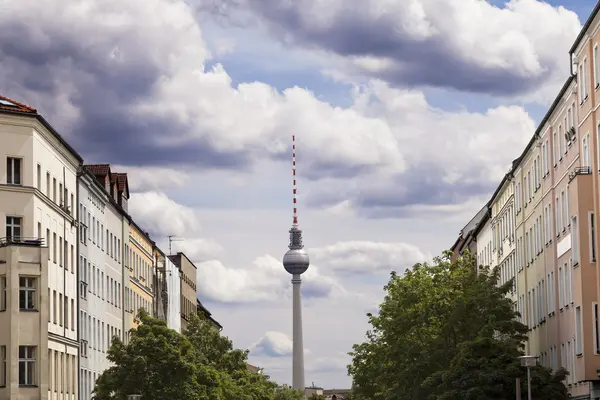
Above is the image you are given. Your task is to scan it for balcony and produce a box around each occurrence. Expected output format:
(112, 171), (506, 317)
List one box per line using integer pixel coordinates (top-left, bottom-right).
(568, 166), (592, 182)
(0, 237), (45, 248)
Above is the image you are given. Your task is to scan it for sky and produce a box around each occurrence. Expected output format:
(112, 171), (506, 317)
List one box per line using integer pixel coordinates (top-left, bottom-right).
(0, 0), (595, 389)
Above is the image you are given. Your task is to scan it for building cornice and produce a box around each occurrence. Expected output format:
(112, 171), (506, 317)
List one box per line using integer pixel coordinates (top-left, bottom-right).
(0, 184), (75, 224)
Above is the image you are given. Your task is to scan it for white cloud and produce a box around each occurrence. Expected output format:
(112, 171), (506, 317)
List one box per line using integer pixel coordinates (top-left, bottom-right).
(213, 0), (581, 103)
(195, 255), (343, 304)
(129, 191), (201, 237)
(113, 165), (192, 192)
(250, 331), (312, 357)
(0, 0), (543, 216)
(312, 240), (429, 275)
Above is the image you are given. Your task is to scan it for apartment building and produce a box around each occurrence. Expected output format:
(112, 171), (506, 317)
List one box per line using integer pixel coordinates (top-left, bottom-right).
(0, 96), (81, 399)
(475, 209), (495, 269)
(168, 252), (197, 331)
(164, 255), (181, 332)
(77, 165), (126, 400)
(153, 247), (168, 322)
(491, 170), (518, 306)
(126, 222), (154, 331)
(449, 205), (487, 262)
(453, 9), (600, 394)
(571, 4), (600, 397)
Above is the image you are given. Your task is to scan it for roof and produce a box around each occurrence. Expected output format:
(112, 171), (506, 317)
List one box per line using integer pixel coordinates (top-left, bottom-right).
(170, 252), (198, 270)
(112, 172), (130, 198)
(0, 94), (37, 114)
(85, 164), (111, 177)
(471, 204), (491, 239)
(197, 298), (222, 330)
(570, 1), (600, 54)
(0, 94), (84, 163)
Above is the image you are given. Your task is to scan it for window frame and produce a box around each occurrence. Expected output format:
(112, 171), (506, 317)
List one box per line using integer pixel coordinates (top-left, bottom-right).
(6, 157), (22, 185)
(18, 346), (36, 387)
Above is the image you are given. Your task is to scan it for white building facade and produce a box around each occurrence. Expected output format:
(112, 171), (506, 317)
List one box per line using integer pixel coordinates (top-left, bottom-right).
(0, 100), (81, 400)
(476, 215), (496, 269)
(78, 169), (124, 400)
(165, 257), (181, 333)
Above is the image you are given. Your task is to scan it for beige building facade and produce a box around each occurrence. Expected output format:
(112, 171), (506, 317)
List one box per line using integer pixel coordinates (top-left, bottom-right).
(0, 96), (82, 399)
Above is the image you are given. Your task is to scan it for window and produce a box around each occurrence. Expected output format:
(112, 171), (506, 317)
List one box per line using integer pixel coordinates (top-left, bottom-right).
(573, 216), (579, 265)
(558, 266), (564, 307)
(559, 125), (564, 157)
(52, 233), (57, 263)
(0, 276), (5, 311)
(0, 345), (5, 387)
(595, 45), (599, 87)
(6, 157), (22, 185)
(553, 130), (558, 165)
(591, 212), (597, 262)
(52, 178), (57, 202)
(19, 277), (36, 311)
(18, 346), (35, 386)
(36, 164), (41, 189)
(585, 57), (590, 99)
(6, 216), (21, 240)
(576, 306), (583, 355)
(594, 303), (600, 354)
(64, 296), (69, 329)
(583, 134), (590, 167)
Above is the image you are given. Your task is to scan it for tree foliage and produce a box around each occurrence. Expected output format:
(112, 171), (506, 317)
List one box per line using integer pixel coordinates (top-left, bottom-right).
(274, 385), (306, 400)
(93, 309), (297, 400)
(348, 252), (570, 400)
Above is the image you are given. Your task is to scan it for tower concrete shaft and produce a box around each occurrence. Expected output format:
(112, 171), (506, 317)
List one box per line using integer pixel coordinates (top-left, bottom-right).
(292, 274), (305, 392)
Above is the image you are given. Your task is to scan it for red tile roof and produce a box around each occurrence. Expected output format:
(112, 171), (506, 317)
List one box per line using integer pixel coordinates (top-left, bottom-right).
(112, 172), (128, 192)
(84, 164), (111, 176)
(0, 94), (37, 114)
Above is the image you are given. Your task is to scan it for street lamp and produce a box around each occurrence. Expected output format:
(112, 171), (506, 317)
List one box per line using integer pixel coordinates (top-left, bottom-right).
(519, 355), (537, 400)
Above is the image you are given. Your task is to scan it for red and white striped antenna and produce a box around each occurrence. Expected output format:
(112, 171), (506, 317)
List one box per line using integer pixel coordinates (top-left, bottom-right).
(292, 135), (298, 227)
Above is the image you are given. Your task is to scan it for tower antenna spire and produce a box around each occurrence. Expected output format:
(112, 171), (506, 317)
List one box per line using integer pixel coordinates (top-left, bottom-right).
(292, 134), (298, 227)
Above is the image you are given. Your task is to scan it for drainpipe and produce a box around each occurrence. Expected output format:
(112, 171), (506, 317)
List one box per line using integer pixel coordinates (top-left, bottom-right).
(63, 166), (67, 340)
(75, 167), (83, 400)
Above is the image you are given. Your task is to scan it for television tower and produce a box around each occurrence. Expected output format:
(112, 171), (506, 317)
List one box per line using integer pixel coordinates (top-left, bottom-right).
(282, 135), (309, 392)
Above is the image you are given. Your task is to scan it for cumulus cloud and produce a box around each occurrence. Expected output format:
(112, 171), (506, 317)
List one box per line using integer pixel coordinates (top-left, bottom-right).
(308, 354), (351, 373)
(113, 165), (192, 192)
(195, 255), (343, 303)
(0, 0), (545, 215)
(250, 331), (294, 357)
(202, 0), (581, 101)
(129, 191), (201, 237)
(312, 241), (429, 275)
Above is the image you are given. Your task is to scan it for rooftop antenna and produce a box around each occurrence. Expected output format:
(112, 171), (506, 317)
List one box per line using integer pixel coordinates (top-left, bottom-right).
(167, 235), (183, 256)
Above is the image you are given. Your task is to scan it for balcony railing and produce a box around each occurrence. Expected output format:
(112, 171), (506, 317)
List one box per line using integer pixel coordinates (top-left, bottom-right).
(0, 237), (45, 248)
(569, 166), (592, 182)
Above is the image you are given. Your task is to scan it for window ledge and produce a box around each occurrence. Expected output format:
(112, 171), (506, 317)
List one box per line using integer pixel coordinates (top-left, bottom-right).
(19, 309), (38, 312)
(19, 385), (38, 388)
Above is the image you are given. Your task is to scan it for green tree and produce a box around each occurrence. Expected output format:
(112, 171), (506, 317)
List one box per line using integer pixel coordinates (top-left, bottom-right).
(183, 312), (276, 400)
(274, 385), (305, 400)
(93, 309), (222, 400)
(348, 252), (569, 400)
(307, 394), (325, 400)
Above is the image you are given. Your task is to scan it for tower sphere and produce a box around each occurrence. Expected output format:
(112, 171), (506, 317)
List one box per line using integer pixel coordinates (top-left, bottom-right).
(283, 248), (310, 275)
